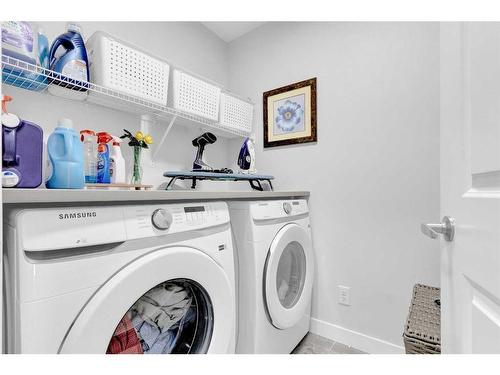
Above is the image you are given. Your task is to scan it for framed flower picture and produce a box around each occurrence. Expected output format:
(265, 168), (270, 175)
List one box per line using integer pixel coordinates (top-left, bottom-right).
(263, 78), (317, 148)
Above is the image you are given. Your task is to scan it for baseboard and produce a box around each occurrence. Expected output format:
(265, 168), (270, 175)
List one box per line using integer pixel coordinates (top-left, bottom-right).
(310, 318), (405, 354)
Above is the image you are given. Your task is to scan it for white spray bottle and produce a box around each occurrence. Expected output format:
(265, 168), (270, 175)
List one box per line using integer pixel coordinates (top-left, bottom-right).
(109, 136), (126, 184)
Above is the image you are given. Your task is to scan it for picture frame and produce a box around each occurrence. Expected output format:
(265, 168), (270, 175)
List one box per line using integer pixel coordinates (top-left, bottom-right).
(263, 77), (317, 148)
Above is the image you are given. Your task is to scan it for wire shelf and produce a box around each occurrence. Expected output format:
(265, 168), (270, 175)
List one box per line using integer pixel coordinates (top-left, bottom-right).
(1, 54), (251, 138)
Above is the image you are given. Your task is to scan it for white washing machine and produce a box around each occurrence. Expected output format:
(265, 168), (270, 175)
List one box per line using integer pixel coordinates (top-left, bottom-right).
(3, 201), (235, 354)
(229, 199), (314, 354)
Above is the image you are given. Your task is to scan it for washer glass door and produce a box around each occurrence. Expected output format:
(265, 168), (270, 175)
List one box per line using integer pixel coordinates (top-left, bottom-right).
(59, 246), (234, 354)
(275, 242), (307, 309)
(264, 223), (314, 330)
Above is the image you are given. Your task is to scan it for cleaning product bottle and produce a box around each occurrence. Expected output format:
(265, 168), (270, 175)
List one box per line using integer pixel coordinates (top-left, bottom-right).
(96, 132), (112, 184)
(80, 129), (98, 183)
(109, 136), (126, 184)
(2, 95), (43, 188)
(46, 118), (85, 189)
(48, 22), (89, 100)
(1, 22), (49, 91)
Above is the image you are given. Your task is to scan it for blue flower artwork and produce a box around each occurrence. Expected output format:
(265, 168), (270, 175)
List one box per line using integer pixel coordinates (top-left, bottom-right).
(273, 94), (305, 134)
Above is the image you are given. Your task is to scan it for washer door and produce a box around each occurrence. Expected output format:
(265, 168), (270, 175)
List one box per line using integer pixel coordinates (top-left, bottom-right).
(264, 223), (314, 330)
(59, 247), (234, 354)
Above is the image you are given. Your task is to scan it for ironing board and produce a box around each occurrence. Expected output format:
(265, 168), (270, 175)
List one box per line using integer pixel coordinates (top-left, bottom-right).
(163, 171), (275, 191)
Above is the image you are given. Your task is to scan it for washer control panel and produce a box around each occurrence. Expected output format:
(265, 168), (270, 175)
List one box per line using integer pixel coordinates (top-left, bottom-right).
(14, 202), (230, 252)
(125, 201), (229, 240)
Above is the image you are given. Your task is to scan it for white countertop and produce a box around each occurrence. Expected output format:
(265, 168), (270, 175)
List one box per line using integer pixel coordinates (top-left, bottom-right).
(2, 189), (310, 205)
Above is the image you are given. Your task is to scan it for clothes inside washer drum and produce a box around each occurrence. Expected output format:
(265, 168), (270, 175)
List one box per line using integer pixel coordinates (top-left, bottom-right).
(106, 281), (196, 354)
(132, 282), (192, 333)
(132, 305), (196, 354)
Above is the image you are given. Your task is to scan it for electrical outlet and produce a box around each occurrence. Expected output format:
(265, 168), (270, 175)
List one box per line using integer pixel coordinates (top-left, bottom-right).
(338, 285), (351, 306)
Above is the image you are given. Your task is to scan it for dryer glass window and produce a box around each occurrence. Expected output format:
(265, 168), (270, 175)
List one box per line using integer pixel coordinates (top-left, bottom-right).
(276, 241), (306, 309)
(106, 279), (213, 354)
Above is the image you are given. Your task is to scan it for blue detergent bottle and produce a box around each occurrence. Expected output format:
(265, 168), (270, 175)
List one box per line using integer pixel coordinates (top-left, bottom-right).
(46, 118), (85, 189)
(48, 23), (89, 100)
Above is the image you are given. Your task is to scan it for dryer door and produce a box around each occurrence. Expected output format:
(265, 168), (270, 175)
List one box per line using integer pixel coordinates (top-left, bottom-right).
(264, 223), (314, 329)
(59, 247), (234, 354)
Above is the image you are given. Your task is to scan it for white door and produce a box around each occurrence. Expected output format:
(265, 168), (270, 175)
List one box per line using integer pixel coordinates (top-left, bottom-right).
(60, 247), (234, 354)
(0, 98), (2, 354)
(264, 223), (314, 329)
(438, 22), (500, 353)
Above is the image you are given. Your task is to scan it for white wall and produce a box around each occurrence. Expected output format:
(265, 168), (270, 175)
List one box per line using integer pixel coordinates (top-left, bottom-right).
(3, 22), (232, 189)
(227, 22), (440, 352)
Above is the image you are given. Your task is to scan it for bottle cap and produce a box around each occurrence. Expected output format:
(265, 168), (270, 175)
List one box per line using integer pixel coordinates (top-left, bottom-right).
(80, 129), (96, 142)
(112, 135), (122, 147)
(58, 118), (73, 129)
(1, 95), (20, 128)
(67, 22), (82, 34)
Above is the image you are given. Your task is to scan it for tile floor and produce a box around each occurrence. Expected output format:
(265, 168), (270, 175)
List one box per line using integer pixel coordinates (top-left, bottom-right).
(292, 333), (366, 354)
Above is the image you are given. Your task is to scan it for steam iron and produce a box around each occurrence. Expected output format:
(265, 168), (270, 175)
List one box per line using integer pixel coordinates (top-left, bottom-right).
(238, 135), (256, 174)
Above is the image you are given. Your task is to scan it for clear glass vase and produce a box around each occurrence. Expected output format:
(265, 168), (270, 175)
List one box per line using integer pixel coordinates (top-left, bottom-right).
(131, 145), (143, 185)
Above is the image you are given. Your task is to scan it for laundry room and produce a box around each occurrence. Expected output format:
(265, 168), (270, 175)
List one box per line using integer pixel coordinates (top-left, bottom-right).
(2, 1), (500, 373)
(0, 19), (439, 355)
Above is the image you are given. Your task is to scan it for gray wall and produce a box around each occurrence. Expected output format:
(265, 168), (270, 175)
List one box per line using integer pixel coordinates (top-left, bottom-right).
(227, 22), (440, 352)
(3, 22), (232, 188)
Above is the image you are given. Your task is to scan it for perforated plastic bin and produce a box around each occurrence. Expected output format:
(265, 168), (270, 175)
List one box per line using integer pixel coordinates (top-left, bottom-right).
(403, 284), (441, 354)
(172, 69), (221, 121)
(86, 31), (170, 105)
(219, 92), (253, 135)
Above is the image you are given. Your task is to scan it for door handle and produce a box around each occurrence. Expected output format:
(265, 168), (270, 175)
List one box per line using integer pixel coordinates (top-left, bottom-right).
(421, 216), (455, 241)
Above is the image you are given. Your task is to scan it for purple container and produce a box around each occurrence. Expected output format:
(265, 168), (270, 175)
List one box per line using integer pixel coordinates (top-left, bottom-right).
(2, 119), (43, 188)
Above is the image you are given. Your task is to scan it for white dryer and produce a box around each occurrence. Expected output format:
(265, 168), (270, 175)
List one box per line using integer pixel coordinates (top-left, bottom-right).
(3, 201), (235, 354)
(229, 199), (314, 354)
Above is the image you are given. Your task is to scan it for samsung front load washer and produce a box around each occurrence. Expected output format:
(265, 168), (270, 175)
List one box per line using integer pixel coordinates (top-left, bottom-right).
(228, 199), (314, 354)
(3, 201), (235, 354)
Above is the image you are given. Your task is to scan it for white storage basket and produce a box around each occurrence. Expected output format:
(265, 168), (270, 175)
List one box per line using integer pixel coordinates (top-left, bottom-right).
(86, 31), (170, 105)
(172, 69), (221, 121)
(219, 92), (253, 135)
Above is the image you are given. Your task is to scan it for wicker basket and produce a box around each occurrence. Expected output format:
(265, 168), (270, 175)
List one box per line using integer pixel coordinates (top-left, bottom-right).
(403, 284), (441, 354)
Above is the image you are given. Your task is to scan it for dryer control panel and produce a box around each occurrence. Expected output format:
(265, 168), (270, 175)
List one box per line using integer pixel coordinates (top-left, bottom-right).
(251, 199), (309, 221)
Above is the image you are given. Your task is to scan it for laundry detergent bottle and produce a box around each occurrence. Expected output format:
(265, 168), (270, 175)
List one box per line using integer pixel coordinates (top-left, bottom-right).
(2, 95), (43, 188)
(46, 118), (85, 189)
(48, 23), (89, 100)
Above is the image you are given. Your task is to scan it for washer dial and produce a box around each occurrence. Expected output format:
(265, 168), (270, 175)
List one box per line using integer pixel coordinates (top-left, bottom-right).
(151, 208), (172, 230)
